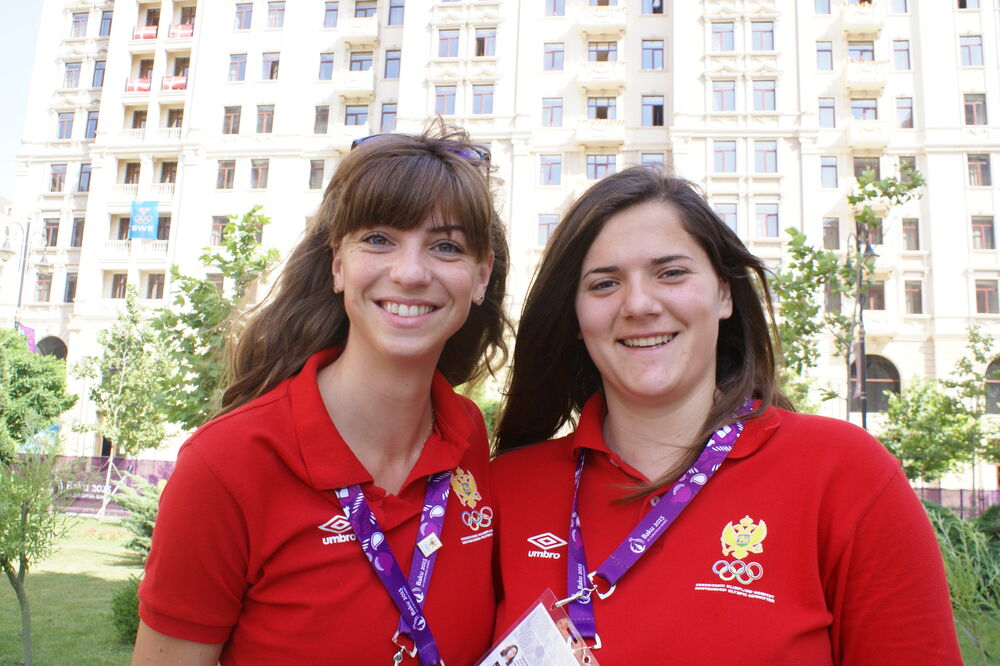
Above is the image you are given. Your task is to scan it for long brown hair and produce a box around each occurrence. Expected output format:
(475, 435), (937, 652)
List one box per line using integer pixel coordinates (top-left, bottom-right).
(220, 125), (510, 415)
(495, 166), (789, 488)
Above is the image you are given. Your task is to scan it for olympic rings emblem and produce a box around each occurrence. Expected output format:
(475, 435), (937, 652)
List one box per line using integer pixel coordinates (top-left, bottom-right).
(712, 559), (763, 585)
(462, 506), (494, 531)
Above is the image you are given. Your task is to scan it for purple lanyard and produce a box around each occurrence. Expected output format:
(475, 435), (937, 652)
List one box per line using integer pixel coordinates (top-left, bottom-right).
(559, 401), (752, 643)
(336, 470), (452, 665)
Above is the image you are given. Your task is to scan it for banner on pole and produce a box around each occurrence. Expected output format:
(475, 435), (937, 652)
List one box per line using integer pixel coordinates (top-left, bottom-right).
(129, 201), (159, 239)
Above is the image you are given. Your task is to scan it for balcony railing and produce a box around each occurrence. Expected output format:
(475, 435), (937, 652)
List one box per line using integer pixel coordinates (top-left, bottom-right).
(842, 0), (885, 37)
(575, 117), (626, 146)
(151, 183), (175, 198)
(846, 119), (891, 149)
(111, 183), (139, 198)
(339, 16), (378, 44)
(168, 23), (194, 38)
(133, 25), (158, 39)
(136, 239), (168, 256)
(118, 128), (146, 142)
(104, 240), (131, 256)
(335, 69), (375, 97)
(843, 59), (888, 92)
(576, 60), (627, 91)
(574, 3), (627, 36)
(162, 75), (188, 91)
(126, 77), (152, 93)
(155, 127), (182, 141)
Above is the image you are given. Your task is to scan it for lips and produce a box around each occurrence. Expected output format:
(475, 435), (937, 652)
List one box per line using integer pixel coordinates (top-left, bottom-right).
(379, 301), (437, 318)
(619, 333), (676, 348)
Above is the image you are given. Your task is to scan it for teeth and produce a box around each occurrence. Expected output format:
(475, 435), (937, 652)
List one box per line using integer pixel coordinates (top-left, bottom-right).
(382, 302), (434, 317)
(621, 334), (675, 348)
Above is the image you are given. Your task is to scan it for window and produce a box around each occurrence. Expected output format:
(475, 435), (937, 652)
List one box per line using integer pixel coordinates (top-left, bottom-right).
(217, 160), (235, 189)
(71, 12), (89, 37)
(319, 53), (334, 80)
(818, 98), (835, 127)
(754, 140), (777, 173)
(309, 160), (325, 189)
(256, 106), (274, 133)
(892, 0), (908, 12)
(355, 0), (377, 18)
(472, 85), (494, 114)
(965, 93), (987, 125)
(388, 0), (404, 25)
(211, 216), (228, 245)
(896, 97), (914, 128)
(642, 0), (663, 13)
(64, 272), (78, 303)
(586, 155), (616, 179)
(160, 161), (177, 183)
(345, 104), (369, 125)
(641, 153), (665, 165)
(866, 281), (886, 310)
(43, 219), (59, 247)
(589, 42), (617, 62)
(753, 80), (776, 111)
(64, 62), (81, 88)
(756, 203), (779, 237)
(823, 217), (840, 249)
(267, 2), (285, 28)
(35, 274), (52, 302)
(959, 0), (981, 8)
(961, 36), (984, 66)
(976, 279), (999, 313)
(825, 284), (841, 313)
(57, 113), (74, 139)
(138, 59), (154, 78)
(816, 0), (831, 13)
(146, 273), (165, 300)
(712, 23), (734, 52)
(436, 86), (456, 115)
(969, 154), (992, 186)
(350, 51), (373, 71)
(207, 273), (224, 292)
(973, 216), (996, 249)
(854, 156), (880, 179)
(540, 155), (562, 185)
(751, 22), (774, 51)
(225, 54), (245, 82)
(642, 96), (665, 126)
(848, 41), (875, 61)
(324, 2), (339, 27)
(987, 359), (1000, 414)
(251, 159), (269, 188)
(714, 141), (736, 172)
(713, 81), (735, 111)
(71, 217), (85, 246)
(180, 6), (196, 25)
(114, 217), (130, 240)
(92, 61), (106, 87)
(110, 273), (128, 299)
(439, 29), (459, 57)
(544, 43), (564, 71)
(167, 109), (184, 128)
(546, 0), (565, 16)
(235, 4), (252, 29)
(542, 98), (563, 127)
(851, 98), (877, 120)
(642, 40), (664, 70)
(381, 103), (397, 132)
(538, 214), (559, 245)
(223, 106), (241, 134)
(262, 53), (280, 79)
(384, 49), (401, 78)
(314, 106), (329, 133)
(816, 41), (833, 70)
(100, 11), (113, 36)
(50, 164), (67, 192)
(160, 215), (173, 241)
(123, 162), (140, 184)
(716, 203), (737, 231)
(893, 40), (911, 70)
(588, 97), (616, 120)
(821, 156), (838, 187)
(902, 218), (919, 250)
(860, 221), (884, 245)
(78, 164), (91, 192)
(850, 356), (901, 413)
(475, 28), (496, 57)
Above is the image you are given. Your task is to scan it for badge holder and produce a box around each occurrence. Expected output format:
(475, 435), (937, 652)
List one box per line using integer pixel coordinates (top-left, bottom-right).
(475, 589), (599, 666)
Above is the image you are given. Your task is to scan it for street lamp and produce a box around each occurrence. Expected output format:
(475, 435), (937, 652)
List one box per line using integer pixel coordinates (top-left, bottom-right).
(0, 220), (51, 326)
(854, 234), (878, 431)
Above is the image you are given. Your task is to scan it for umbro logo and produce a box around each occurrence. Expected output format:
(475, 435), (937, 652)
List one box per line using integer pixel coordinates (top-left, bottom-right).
(318, 514), (357, 544)
(527, 532), (567, 559)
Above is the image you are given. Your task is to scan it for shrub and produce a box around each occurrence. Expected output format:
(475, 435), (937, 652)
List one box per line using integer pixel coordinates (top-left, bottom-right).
(110, 575), (142, 643)
(114, 472), (163, 562)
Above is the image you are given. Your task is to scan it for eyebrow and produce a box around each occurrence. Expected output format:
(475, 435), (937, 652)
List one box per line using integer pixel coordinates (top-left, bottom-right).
(427, 223), (466, 235)
(581, 254), (692, 278)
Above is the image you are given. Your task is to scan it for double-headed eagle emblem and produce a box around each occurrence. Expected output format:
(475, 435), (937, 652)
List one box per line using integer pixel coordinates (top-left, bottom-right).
(720, 515), (767, 560)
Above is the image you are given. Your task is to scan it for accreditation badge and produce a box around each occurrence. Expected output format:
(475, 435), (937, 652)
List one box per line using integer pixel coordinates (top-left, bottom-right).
(476, 590), (598, 666)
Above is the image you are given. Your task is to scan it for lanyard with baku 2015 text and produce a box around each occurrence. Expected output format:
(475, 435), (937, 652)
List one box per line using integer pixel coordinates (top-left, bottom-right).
(555, 400), (753, 647)
(335, 469), (452, 665)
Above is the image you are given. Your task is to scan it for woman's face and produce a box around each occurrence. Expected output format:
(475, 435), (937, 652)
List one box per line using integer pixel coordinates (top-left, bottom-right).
(575, 201), (732, 410)
(332, 216), (492, 366)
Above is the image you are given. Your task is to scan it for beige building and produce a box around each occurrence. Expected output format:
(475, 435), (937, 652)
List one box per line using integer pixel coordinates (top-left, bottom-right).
(3, 0), (999, 489)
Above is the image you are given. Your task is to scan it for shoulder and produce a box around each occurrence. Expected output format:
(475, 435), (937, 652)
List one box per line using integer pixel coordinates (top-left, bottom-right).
(767, 408), (896, 461)
(491, 436), (575, 482)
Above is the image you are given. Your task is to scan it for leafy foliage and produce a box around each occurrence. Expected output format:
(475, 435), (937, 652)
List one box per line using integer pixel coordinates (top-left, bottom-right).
(110, 575), (142, 643)
(152, 206), (279, 430)
(113, 472), (163, 561)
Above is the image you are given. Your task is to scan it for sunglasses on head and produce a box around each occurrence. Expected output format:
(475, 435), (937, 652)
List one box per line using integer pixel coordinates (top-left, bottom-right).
(350, 133), (490, 163)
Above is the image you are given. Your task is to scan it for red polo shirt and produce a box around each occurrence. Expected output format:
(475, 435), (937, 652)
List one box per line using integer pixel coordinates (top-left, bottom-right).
(140, 348), (496, 664)
(492, 395), (961, 665)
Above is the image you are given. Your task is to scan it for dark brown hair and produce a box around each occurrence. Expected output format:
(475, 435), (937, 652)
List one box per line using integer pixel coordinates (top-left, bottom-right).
(495, 166), (789, 487)
(220, 125), (510, 414)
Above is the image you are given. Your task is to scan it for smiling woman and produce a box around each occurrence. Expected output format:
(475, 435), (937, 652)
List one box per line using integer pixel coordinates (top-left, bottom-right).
(132, 126), (510, 665)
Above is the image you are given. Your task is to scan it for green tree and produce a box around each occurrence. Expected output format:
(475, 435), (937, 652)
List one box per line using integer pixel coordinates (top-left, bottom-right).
(152, 206), (279, 430)
(75, 288), (173, 515)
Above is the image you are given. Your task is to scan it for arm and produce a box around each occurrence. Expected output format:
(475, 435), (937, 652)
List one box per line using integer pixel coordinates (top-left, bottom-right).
(132, 621), (224, 666)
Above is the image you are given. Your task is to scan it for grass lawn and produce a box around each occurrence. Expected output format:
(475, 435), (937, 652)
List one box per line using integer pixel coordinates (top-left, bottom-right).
(0, 515), (142, 666)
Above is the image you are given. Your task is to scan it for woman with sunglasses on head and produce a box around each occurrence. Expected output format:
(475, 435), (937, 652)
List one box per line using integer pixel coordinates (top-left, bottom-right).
(491, 167), (961, 664)
(133, 127), (509, 665)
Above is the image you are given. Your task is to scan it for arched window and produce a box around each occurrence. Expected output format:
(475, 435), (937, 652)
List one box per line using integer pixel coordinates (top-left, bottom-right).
(987, 359), (1000, 415)
(36, 336), (68, 360)
(850, 354), (901, 413)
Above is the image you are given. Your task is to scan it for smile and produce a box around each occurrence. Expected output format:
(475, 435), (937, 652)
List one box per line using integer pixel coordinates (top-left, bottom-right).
(379, 301), (437, 318)
(619, 334), (676, 348)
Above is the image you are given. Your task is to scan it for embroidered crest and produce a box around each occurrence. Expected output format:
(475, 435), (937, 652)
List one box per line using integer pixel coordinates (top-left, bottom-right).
(720, 515), (767, 560)
(451, 466), (482, 508)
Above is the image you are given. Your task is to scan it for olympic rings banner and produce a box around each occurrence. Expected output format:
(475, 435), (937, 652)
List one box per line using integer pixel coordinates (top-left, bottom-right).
(130, 201), (159, 239)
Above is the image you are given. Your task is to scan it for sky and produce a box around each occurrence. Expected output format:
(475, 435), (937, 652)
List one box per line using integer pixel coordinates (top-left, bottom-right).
(0, 3), (44, 201)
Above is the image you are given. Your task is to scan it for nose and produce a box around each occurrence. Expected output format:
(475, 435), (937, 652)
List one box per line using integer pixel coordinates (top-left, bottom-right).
(621, 277), (662, 318)
(389, 241), (432, 288)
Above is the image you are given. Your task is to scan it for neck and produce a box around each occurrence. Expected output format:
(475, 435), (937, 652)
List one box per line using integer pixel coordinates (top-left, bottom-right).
(317, 344), (437, 495)
(602, 384), (716, 482)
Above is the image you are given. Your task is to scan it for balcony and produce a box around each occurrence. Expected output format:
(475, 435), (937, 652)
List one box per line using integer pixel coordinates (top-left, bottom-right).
(168, 23), (194, 39)
(154, 127), (181, 141)
(151, 183), (175, 198)
(104, 240), (131, 257)
(339, 16), (378, 46)
(846, 119), (891, 150)
(133, 25), (158, 40)
(162, 75), (188, 91)
(843, 59), (888, 93)
(117, 129), (146, 143)
(135, 239), (168, 257)
(574, 4), (627, 38)
(575, 118), (626, 146)
(842, 1), (885, 38)
(577, 60), (626, 92)
(111, 183), (139, 199)
(335, 69), (375, 98)
(125, 77), (152, 93)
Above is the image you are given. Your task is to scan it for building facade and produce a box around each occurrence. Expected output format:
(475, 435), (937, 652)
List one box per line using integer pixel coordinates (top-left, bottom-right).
(3, 0), (999, 487)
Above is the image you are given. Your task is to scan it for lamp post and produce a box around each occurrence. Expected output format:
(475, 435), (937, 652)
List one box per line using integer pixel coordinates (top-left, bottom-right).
(0, 220), (53, 328)
(854, 229), (878, 431)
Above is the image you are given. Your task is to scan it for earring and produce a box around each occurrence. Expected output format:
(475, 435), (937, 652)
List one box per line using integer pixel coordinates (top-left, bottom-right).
(333, 281), (342, 294)
(473, 295), (484, 306)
